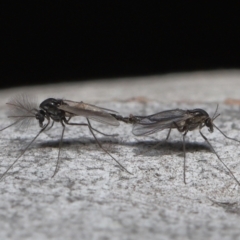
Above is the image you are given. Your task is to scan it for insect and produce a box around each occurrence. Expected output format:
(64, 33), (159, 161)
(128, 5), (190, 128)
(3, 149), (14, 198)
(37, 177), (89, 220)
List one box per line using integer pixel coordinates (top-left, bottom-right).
(114, 107), (240, 185)
(0, 95), (130, 180)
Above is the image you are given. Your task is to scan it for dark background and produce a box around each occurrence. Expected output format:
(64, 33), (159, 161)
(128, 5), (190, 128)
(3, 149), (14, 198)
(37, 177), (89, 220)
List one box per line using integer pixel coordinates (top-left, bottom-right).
(2, 2), (240, 89)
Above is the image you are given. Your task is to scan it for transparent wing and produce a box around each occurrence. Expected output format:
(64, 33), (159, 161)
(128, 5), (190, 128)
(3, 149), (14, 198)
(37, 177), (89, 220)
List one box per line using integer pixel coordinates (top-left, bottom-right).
(58, 100), (120, 126)
(64, 100), (118, 113)
(132, 109), (189, 136)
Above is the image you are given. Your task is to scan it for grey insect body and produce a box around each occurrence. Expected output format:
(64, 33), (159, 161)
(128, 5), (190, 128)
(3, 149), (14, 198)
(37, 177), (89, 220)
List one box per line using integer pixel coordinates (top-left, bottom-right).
(132, 109), (213, 136)
(117, 108), (240, 185)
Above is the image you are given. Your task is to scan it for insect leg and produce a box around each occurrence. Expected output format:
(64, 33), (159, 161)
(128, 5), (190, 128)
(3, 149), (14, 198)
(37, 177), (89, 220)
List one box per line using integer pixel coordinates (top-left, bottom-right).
(173, 122), (188, 184)
(0, 118), (51, 181)
(44, 120), (55, 132)
(63, 117), (89, 127)
(165, 127), (172, 141)
(199, 129), (240, 186)
(64, 118), (117, 137)
(52, 121), (65, 178)
(182, 134), (187, 184)
(62, 118), (131, 174)
(213, 124), (240, 143)
(86, 118), (132, 174)
(89, 127), (118, 137)
(0, 120), (22, 132)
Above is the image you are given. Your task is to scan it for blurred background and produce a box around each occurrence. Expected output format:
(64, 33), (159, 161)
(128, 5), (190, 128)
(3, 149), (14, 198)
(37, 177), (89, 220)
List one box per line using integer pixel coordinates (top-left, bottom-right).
(2, 2), (240, 89)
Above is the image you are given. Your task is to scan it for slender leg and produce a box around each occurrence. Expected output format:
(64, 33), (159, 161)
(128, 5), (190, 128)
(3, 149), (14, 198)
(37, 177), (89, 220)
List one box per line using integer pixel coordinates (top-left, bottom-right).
(182, 134), (186, 184)
(199, 129), (240, 186)
(52, 121), (65, 178)
(88, 127), (118, 137)
(0, 120), (21, 132)
(0, 118), (51, 181)
(213, 123), (240, 143)
(64, 122), (88, 127)
(86, 118), (132, 174)
(165, 127), (172, 141)
(62, 117), (131, 174)
(173, 122), (188, 184)
(64, 118), (117, 137)
(44, 120), (55, 132)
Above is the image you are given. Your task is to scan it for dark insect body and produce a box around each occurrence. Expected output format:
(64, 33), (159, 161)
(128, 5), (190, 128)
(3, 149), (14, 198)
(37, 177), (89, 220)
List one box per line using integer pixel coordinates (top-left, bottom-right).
(0, 96), (130, 180)
(114, 108), (240, 185)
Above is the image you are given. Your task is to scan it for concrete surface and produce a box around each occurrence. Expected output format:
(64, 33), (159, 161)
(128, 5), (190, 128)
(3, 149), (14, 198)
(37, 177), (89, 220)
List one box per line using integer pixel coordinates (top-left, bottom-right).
(0, 70), (240, 240)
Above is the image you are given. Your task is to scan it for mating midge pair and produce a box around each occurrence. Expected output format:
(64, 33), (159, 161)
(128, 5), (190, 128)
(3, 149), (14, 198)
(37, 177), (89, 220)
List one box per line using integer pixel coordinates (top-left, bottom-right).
(0, 96), (240, 185)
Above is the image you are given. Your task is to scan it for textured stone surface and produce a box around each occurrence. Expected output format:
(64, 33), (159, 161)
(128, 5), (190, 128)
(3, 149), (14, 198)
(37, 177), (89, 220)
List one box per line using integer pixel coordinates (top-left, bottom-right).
(1, 70), (240, 240)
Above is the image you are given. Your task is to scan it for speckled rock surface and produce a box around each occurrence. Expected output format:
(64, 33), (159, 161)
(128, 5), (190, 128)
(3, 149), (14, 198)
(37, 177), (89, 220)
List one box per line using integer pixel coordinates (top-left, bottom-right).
(1, 70), (240, 240)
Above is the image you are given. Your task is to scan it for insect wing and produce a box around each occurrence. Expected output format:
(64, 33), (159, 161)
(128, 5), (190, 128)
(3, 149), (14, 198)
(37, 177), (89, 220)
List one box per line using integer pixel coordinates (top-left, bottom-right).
(58, 100), (120, 126)
(132, 109), (188, 136)
(69, 101), (118, 114)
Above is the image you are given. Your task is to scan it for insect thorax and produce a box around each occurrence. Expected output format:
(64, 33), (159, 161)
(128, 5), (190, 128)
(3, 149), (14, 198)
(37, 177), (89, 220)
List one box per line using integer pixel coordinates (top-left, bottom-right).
(186, 109), (212, 131)
(39, 98), (66, 122)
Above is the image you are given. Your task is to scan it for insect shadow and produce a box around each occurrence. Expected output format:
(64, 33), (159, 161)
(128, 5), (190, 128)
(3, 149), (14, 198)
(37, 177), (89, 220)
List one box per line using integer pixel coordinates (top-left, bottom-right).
(0, 95), (131, 180)
(113, 107), (240, 185)
(132, 139), (210, 157)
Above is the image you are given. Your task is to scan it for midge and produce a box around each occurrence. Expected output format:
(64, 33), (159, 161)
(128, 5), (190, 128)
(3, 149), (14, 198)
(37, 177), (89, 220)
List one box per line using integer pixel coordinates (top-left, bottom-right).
(0, 95), (130, 180)
(115, 107), (240, 185)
